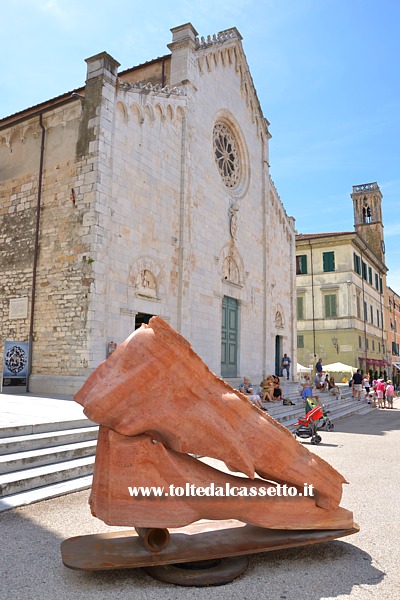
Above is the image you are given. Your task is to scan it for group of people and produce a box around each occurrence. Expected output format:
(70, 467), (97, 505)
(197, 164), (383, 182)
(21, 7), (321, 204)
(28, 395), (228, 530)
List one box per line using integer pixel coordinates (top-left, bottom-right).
(238, 355), (397, 414)
(351, 370), (395, 408)
(238, 373), (295, 409)
(312, 372), (341, 397)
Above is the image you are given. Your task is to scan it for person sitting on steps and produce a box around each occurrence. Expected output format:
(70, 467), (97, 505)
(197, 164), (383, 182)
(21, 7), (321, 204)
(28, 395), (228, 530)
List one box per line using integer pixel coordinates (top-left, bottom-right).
(239, 377), (265, 409)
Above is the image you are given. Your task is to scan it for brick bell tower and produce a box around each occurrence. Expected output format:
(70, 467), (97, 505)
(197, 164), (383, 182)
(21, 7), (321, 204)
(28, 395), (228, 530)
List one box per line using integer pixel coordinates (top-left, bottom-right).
(351, 182), (386, 262)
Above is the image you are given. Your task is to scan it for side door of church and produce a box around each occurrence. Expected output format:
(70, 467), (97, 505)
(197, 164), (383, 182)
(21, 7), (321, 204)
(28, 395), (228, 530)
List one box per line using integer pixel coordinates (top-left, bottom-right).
(221, 296), (238, 378)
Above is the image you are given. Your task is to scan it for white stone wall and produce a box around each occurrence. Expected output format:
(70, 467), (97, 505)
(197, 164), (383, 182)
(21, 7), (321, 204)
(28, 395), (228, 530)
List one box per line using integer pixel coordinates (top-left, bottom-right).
(94, 35), (297, 380)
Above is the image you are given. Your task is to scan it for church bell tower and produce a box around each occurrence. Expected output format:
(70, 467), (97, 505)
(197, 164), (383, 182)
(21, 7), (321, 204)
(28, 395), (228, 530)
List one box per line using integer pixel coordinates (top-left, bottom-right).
(351, 182), (385, 262)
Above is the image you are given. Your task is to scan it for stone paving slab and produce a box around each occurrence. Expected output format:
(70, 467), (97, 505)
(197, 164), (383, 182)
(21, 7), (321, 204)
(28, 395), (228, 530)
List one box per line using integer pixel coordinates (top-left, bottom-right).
(0, 392), (84, 430)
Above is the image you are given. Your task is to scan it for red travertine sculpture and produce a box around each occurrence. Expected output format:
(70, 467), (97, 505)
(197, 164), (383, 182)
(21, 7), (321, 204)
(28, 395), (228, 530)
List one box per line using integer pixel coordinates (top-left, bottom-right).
(75, 317), (353, 530)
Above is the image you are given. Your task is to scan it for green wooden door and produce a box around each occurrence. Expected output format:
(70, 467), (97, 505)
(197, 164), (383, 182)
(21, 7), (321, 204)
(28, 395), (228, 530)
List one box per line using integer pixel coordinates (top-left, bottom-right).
(221, 296), (238, 378)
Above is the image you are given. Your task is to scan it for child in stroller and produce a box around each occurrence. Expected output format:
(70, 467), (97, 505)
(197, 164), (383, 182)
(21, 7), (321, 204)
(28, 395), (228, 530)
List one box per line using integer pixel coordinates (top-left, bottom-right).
(293, 384), (334, 444)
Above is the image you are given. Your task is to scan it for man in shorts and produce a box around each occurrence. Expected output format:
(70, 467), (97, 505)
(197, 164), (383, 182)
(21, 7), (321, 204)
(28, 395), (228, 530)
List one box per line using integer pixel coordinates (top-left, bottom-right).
(352, 368), (363, 400)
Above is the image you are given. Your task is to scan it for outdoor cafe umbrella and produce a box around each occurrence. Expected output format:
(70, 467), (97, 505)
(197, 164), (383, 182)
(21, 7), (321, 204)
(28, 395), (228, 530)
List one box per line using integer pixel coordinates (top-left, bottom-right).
(297, 363), (312, 372)
(323, 362), (357, 374)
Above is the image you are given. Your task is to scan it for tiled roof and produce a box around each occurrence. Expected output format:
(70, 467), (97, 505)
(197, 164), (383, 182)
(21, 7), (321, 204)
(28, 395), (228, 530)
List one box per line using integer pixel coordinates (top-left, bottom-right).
(296, 231), (354, 241)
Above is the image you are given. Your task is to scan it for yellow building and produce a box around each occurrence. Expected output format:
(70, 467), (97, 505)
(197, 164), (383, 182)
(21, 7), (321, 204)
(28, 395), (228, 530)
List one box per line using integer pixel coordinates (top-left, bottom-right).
(296, 183), (391, 378)
(387, 286), (400, 385)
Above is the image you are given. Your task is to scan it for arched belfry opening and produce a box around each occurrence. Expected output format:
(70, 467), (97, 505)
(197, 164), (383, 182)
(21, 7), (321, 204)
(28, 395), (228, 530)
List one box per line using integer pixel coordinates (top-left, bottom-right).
(351, 182), (385, 261)
(362, 201), (372, 223)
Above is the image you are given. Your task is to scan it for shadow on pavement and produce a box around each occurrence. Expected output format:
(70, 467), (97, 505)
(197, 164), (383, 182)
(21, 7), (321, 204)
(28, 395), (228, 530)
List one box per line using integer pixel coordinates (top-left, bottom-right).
(0, 494), (384, 600)
(333, 406), (400, 436)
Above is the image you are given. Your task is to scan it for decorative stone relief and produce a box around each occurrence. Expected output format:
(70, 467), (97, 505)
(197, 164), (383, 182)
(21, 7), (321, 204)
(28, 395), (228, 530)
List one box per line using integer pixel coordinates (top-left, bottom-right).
(222, 255), (240, 285)
(229, 200), (239, 240)
(136, 269), (157, 299)
(220, 243), (244, 287)
(275, 309), (284, 329)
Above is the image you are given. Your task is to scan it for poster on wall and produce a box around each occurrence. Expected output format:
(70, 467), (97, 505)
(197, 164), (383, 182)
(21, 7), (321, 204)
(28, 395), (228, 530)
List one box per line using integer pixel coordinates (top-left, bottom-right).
(1, 341), (30, 393)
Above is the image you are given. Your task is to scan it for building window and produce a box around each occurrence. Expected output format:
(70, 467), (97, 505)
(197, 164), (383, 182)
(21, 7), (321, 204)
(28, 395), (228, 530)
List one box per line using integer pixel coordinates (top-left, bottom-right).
(365, 338), (369, 351)
(358, 336), (362, 349)
(368, 267), (373, 285)
(324, 294), (337, 318)
(372, 339), (375, 352)
(362, 261), (367, 280)
(392, 341), (399, 356)
(356, 295), (361, 319)
(377, 309), (380, 327)
(323, 252), (335, 272)
(297, 335), (304, 348)
(379, 277), (383, 294)
(364, 301), (368, 322)
(375, 273), (379, 291)
(213, 122), (241, 188)
(370, 305), (374, 324)
(353, 253), (361, 275)
(296, 255), (307, 275)
(297, 296), (304, 320)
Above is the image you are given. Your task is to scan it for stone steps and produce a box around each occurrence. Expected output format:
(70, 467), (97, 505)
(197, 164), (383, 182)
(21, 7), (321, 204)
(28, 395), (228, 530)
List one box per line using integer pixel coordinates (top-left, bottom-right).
(0, 439), (98, 474)
(0, 455), (95, 498)
(0, 419), (98, 512)
(264, 389), (375, 430)
(0, 425), (98, 455)
(0, 475), (93, 512)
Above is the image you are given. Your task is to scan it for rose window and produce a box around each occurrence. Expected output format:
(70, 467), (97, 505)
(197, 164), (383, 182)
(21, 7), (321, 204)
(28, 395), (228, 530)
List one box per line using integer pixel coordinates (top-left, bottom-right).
(213, 123), (241, 188)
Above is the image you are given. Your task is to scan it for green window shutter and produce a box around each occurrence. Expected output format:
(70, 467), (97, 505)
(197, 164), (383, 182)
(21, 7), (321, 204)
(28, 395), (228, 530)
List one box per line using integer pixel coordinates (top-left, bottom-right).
(324, 294), (337, 318)
(362, 262), (367, 280)
(368, 267), (373, 285)
(297, 296), (304, 320)
(323, 252), (335, 272)
(296, 255), (307, 275)
(297, 335), (304, 348)
(375, 273), (379, 290)
(353, 253), (361, 275)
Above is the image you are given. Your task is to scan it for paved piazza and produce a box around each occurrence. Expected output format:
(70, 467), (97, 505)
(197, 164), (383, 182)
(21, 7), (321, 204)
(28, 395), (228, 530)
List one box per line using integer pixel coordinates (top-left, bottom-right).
(1, 406), (399, 599)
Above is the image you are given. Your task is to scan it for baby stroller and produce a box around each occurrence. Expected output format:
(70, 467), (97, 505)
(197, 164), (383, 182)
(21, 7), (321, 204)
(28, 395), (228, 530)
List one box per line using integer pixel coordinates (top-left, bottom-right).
(317, 406), (334, 431)
(306, 398), (334, 431)
(293, 405), (323, 445)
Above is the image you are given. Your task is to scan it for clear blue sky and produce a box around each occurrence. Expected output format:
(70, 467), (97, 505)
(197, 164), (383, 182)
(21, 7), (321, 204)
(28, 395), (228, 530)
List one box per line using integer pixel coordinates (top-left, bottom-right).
(2, 0), (399, 289)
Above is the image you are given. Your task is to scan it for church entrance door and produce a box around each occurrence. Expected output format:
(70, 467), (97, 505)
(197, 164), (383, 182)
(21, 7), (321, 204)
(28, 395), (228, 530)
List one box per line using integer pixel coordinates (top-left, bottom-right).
(275, 335), (283, 376)
(221, 296), (238, 378)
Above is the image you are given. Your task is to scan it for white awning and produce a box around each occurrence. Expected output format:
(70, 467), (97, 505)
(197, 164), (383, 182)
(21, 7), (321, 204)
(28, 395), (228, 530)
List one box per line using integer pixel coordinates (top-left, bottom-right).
(392, 362), (400, 370)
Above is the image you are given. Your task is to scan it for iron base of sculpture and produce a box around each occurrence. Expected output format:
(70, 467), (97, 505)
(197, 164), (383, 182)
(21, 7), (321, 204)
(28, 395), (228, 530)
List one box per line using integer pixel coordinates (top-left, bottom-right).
(143, 556), (249, 586)
(61, 519), (359, 586)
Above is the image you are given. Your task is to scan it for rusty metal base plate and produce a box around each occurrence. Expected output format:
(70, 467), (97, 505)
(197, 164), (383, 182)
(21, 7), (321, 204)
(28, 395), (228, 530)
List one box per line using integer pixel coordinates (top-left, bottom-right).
(143, 556), (249, 586)
(61, 519), (360, 573)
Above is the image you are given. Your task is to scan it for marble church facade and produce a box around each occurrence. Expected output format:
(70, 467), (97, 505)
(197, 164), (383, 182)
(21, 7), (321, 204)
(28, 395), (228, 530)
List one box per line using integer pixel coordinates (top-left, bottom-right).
(0, 24), (296, 394)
